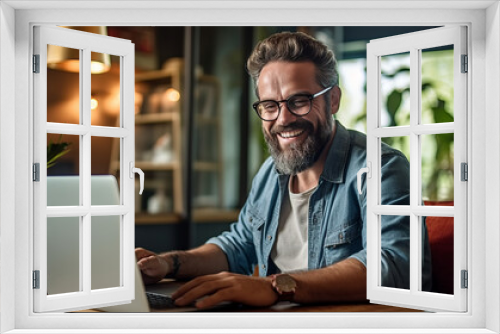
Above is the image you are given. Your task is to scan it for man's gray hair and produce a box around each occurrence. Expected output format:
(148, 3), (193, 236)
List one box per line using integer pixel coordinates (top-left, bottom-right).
(246, 31), (339, 96)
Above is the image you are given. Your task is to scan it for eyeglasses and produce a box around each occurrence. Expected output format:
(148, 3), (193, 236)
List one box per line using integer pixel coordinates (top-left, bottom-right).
(252, 86), (333, 121)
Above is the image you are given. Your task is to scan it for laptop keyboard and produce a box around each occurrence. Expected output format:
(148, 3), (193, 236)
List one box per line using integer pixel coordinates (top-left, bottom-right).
(145, 292), (177, 309)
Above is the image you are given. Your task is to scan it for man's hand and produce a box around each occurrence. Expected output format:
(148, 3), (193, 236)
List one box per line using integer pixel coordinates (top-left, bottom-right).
(171, 272), (278, 309)
(135, 247), (170, 285)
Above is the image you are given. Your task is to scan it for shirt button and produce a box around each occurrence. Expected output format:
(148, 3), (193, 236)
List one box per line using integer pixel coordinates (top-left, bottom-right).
(267, 235), (272, 241)
(261, 264), (266, 270)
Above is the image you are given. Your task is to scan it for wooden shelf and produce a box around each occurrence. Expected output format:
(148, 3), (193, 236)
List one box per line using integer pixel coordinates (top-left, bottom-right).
(134, 209), (239, 225)
(136, 70), (176, 82)
(135, 212), (183, 225)
(192, 208), (240, 223)
(113, 58), (224, 228)
(135, 112), (179, 124)
(135, 161), (180, 170)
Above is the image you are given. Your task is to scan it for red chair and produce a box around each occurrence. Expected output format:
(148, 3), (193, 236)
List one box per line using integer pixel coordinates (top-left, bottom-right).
(424, 201), (454, 295)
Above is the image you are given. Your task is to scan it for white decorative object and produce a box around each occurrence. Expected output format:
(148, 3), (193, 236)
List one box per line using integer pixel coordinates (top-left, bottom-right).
(147, 189), (172, 214)
(152, 133), (173, 163)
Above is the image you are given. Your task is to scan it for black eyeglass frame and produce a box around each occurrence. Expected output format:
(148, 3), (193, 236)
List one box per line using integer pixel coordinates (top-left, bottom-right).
(252, 86), (334, 121)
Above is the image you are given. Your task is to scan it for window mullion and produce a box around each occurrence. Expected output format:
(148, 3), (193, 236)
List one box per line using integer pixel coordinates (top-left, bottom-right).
(81, 47), (92, 294)
(409, 48), (420, 294)
(365, 43), (380, 298)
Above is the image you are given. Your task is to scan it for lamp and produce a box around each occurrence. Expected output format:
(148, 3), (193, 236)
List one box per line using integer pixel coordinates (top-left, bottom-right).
(47, 26), (111, 74)
(90, 96), (99, 110)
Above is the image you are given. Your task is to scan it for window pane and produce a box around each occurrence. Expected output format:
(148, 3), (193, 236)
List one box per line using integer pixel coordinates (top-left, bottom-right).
(421, 45), (454, 124)
(91, 136), (121, 205)
(380, 136), (410, 205)
(380, 215), (410, 290)
(47, 45), (80, 124)
(90, 53), (120, 127)
(47, 217), (80, 295)
(191, 27), (244, 219)
(47, 134), (80, 206)
(193, 169), (221, 208)
(422, 214), (454, 295)
(421, 133), (454, 202)
(380, 52), (410, 127)
(91, 215), (121, 290)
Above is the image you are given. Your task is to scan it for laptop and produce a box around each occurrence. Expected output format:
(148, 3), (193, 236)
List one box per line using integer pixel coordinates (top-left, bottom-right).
(47, 175), (198, 312)
(96, 262), (198, 312)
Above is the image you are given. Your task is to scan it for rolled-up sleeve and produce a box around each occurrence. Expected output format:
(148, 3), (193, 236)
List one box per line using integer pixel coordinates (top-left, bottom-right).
(205, 203), (257, 276)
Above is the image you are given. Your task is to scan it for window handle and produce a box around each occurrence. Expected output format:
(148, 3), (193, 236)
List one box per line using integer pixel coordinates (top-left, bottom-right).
(129, 162), (144, 195)
(357, 162), (371, 195)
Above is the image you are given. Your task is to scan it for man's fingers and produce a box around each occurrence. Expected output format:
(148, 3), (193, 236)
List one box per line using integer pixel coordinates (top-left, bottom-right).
(172, 272), (227, 300)
(194, 288), (233, 309)
(135, 247), (154, 260)
(174, 277), (232, 307)
(137, 256), (161, 277)
(138, 255), (160, 270)
(171, 276), (210, 300)
(137, 255), (150, 268)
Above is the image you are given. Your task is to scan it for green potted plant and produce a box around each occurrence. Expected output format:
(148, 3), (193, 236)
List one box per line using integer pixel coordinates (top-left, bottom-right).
(47, 135), (71, 169)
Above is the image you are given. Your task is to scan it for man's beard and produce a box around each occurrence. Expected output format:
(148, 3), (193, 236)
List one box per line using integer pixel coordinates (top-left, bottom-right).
(263, 117), (333, 175)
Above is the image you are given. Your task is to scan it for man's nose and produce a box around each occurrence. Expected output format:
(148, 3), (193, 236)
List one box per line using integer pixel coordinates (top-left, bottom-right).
(276, 102), (297, 125)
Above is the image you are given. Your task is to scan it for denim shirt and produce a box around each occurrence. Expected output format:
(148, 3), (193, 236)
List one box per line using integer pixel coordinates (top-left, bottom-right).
(207, 121), (432, 290)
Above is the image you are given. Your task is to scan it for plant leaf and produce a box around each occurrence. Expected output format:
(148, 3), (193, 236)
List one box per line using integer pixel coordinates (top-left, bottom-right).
(47, 135), (71, 169)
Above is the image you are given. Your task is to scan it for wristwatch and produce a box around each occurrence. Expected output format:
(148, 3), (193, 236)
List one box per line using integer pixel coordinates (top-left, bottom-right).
(270, 274), (297, 302)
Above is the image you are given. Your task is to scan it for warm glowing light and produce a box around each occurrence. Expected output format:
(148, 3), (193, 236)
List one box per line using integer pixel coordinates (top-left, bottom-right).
(91, 98), (99, 110)
(47, 60), (110, 74)
(165, 88), (180, 102)
(90, 61), (110, 74)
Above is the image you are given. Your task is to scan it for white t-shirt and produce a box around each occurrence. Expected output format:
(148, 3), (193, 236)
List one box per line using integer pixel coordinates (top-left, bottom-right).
(270, 178), (316, 273)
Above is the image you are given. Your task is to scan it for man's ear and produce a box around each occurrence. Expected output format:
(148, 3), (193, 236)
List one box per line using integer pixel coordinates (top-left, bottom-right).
(331, 86), (342, 115)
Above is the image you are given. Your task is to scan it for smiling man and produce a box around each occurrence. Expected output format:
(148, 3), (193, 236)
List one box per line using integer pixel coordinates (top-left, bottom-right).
(136, 32), (432, 309)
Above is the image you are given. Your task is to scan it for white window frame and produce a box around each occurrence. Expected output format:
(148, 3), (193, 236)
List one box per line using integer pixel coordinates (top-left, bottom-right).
(1, 1), (499, 333)
(32, 25), (136, 313)
(365, 26), (468, 312)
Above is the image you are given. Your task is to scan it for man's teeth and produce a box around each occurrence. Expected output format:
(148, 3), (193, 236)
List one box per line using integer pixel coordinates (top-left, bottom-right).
(279, 130), (304, 138)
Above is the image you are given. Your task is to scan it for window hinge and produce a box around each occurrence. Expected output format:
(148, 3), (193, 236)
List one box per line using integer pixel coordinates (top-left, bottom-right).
(461, 54), (468, 73)
(461, 270), (468, 289)
(33, 54), (40, 73)
(33, 163), (40, 182)
(33, 270), (40, 289)
(461, 162), (468, 181)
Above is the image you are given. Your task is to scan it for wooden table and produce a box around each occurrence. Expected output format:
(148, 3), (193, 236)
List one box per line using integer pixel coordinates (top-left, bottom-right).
(82, 280), (423, 313)
(147, 280), (422, 313)
(225, 302), (422, 313)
